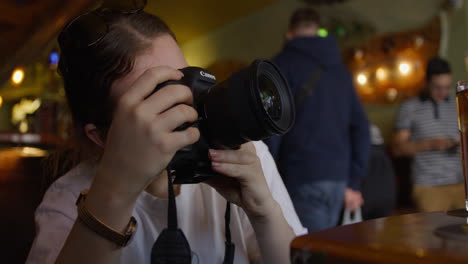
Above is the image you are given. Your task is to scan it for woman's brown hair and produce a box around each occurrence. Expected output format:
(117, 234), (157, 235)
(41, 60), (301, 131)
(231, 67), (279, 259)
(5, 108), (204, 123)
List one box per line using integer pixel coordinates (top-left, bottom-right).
(48, 11), (175, 180)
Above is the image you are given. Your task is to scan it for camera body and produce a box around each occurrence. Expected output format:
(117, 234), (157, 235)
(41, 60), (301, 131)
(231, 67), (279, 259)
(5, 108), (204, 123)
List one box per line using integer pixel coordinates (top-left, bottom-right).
(155, 66), (219, 184)
(152, 59), (295, 184)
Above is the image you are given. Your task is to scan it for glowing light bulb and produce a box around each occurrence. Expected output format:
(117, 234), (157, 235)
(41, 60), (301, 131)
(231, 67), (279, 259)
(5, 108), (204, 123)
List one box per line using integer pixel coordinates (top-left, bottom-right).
(357, 74), (367, 85)
(318, 28), (328, 37)
(376, 67), (388, 81)
(386, 88), (398, 101)
(399, 62), (411, 75)
(0, 96), (3, 108)
(19, 120), (28, 133)
(354, 50), (364, 60)
(11, 68), (25, 85)
(414, 36), (424, 47)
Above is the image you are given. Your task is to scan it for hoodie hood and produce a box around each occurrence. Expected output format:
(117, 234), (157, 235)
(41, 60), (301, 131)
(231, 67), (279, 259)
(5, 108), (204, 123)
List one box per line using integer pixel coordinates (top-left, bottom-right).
(283, 36), (342, 68)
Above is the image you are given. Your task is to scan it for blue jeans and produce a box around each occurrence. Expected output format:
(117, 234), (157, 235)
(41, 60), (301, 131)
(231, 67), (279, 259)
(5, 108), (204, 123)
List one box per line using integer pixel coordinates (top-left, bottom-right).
(289, 181), (346, 232)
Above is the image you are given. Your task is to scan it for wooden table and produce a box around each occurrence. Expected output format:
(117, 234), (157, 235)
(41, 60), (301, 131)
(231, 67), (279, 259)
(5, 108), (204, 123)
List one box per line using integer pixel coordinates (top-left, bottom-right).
(291, 212), (468, 264)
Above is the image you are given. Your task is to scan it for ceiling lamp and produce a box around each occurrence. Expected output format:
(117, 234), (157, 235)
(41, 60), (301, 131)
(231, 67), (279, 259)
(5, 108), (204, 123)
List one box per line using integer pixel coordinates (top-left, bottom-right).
(11, 68), (25, 86)
(356, 73), (367, 85)
(398, 62), (411, 76)
(376, 67), (389, 81)
(386, 88), (398, 101)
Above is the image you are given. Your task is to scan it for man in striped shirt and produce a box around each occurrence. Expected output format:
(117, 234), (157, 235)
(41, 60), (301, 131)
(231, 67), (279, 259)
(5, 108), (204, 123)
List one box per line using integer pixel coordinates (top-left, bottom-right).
(392, 57), (464, 212)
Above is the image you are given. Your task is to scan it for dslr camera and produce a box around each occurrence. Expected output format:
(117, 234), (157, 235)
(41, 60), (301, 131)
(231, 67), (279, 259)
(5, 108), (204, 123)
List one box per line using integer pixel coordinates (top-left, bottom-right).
(152, 59), (295, 184)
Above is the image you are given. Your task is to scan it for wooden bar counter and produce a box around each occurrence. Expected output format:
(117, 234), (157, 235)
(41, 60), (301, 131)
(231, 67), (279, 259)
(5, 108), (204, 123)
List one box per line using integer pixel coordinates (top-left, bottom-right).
(291, 212), (468, 264)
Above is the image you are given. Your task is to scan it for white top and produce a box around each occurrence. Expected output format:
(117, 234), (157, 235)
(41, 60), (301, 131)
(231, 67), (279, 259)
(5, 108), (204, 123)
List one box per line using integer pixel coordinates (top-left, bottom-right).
(26, 141), (307, 264)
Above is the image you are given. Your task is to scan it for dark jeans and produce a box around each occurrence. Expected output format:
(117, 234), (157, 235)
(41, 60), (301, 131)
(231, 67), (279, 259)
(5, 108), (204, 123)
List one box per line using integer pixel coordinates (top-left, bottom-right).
(289, 181), (346, 233)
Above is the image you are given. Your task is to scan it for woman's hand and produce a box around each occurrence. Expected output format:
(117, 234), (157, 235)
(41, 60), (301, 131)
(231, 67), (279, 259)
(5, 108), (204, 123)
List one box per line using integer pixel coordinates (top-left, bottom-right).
(92, 66), (200, 202)
(207, 143), (295, 264)
(206, 142), (276, 219)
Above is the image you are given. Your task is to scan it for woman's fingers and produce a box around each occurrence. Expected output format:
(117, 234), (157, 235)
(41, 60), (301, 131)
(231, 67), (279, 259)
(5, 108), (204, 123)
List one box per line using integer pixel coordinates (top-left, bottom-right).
(208, 147), (257, 165)
(120, 66), (184, 108)
(205, 143), (276, 218)
(171, 127), (200, 151)
(157, 104), (198, 132)
(140, 84), (194, 115)
(212, 161), (259, 181)
(147, 125), (200, 155)
(208, 143), (260, 179)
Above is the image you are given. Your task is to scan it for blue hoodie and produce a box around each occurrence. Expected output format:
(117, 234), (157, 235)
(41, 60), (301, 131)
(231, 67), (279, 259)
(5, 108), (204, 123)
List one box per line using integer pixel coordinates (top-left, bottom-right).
(266, 36), (370, 190)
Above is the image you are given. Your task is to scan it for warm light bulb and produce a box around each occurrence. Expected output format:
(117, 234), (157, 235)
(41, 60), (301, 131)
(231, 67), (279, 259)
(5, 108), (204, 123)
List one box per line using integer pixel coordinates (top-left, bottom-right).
(0, 96), (3, 108)
(11, 68), (25, 85)
(399, 63), (411, 75)
(19, 120), (28, 133)
(414, 36), (424, 47)
(376, 67), (388, 81)
(386, 88), (398, 101)
(357, 74), (367, 85)
(354, 50), (364, 60)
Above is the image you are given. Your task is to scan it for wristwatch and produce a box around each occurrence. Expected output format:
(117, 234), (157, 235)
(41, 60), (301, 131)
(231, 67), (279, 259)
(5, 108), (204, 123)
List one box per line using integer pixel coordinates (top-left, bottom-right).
(76, 189), (137, 247)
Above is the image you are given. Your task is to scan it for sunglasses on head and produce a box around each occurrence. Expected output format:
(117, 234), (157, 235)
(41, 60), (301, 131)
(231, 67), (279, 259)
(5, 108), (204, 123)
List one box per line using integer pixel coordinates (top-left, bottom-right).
(58, 0), (147, 50)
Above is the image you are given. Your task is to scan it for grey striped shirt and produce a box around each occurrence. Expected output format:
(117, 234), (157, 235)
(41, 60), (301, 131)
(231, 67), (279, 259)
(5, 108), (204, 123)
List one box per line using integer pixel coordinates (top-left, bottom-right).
(395, 95), (463, 186)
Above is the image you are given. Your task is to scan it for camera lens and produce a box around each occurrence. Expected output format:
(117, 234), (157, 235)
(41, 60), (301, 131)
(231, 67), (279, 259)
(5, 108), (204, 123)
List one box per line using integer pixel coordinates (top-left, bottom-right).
(258, 74), (282, 121)
(201, 59), (295, 149)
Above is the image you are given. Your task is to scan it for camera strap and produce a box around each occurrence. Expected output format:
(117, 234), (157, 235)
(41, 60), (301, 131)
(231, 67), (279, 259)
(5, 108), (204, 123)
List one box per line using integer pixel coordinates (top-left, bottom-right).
(151, 168), (192, 264)
(151, 168), (235, 264)
(223, 202), (235, 264)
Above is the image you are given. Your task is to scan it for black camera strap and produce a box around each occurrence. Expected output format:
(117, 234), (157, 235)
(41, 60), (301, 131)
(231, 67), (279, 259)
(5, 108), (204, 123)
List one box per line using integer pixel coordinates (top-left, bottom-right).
(151, 168), (192, 264)
(165, 168), (178, 230)
(151, 168), (235, 264)
(223, 202), (235, 264)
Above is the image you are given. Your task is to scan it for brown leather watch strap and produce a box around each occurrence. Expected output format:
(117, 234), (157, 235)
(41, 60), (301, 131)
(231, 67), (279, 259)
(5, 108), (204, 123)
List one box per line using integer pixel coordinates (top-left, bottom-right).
(76, 190), (137, 247)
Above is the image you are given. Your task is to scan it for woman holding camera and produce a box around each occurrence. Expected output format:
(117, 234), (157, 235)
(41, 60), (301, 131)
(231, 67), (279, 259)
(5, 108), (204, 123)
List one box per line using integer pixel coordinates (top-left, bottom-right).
(26, 4), (305, 264)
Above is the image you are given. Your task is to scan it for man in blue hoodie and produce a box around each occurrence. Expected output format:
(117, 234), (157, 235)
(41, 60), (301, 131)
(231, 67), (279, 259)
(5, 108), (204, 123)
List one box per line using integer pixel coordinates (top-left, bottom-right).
(266, 7), (371, 232)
